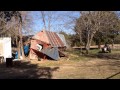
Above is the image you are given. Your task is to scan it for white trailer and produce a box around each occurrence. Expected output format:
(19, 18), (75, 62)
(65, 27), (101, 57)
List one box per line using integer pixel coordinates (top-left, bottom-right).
(0, 37), (12, 62)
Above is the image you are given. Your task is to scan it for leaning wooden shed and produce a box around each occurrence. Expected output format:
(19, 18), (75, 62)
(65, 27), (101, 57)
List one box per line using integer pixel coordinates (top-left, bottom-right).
(29, 30), (67, 60)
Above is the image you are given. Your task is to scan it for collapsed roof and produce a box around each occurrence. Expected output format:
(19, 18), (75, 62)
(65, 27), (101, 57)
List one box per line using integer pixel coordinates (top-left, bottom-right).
(32, 30), (67, 47)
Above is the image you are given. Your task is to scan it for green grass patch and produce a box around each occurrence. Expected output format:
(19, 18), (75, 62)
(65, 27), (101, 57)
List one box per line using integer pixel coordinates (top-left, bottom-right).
(110, 74), (120, 79)
(89, 49), (100, 54)
(111, 49), (120, 54)
(65, 49), (81, 55)
(65, 49), (95, 61)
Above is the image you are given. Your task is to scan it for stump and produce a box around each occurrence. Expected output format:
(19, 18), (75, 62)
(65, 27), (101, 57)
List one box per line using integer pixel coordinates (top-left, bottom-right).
(6, 58), (13, 67)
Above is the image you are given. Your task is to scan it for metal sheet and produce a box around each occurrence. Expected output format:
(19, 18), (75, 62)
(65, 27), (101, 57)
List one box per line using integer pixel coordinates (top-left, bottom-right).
(41, 47), (59, 60)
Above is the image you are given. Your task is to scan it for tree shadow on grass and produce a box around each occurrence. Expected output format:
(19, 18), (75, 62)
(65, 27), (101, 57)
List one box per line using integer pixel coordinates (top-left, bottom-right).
(0, 61), (59, 79)
(84, 53), (120, 79)
(106, 71), (120, 79)
(84, 53), (120, 68)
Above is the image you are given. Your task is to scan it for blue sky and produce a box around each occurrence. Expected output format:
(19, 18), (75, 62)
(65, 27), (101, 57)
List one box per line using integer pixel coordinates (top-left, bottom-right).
(29, 11), (80, 34)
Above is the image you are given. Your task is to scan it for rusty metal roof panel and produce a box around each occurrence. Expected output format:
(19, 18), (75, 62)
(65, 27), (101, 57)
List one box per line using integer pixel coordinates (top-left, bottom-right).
(45, 30), (64, 47)
(57, 33), (67, 47)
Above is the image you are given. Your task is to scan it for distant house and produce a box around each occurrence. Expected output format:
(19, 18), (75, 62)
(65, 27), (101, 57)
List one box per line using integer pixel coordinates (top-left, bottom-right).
(29, 30), (67, 60)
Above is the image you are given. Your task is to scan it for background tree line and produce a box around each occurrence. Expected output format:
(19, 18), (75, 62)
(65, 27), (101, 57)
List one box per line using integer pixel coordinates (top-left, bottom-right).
(0, 11), (33, 59)
(63, 11), (120, 54)
(1, 11), (120, 59)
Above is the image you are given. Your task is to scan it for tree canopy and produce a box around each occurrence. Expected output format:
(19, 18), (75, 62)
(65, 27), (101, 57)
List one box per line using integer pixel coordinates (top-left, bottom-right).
(74, 11), (120, 54)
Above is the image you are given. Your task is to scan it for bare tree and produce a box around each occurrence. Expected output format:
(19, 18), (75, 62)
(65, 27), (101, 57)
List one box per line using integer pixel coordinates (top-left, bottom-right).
(0, 11), (33, 59)
(40, 11), (47, 30)
(40, 11), (63, 31)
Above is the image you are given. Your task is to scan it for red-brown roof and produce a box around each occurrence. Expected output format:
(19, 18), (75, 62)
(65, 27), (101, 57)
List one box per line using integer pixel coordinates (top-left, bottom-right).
(32, 30), (65, 47)
(44, 30), (65, 47)
(31, 37), (50, 45)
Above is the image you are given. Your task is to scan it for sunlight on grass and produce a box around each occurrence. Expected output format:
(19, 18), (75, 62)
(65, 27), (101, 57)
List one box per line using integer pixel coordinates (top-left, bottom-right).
(30, 49), (120, 68)
(28, 48), (120, 79)
(111, 49), (120, 54)
(110, 74), (120, 79)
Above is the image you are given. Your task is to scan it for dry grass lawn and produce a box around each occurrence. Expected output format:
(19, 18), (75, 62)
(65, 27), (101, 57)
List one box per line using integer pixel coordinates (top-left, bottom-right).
(0, 49), (120, 79)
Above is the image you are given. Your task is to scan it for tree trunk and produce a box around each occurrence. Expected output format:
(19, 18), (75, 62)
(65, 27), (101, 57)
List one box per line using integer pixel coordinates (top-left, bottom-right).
(41, 11), (46, 30)
(85, 33), (94, 54)
(80, 46), (83, 55)
(16, 36), (18, 47)
(112, 39), (114, 49)
(79, 32), (83, 55)
(85, 28), (90, 54)
(85, 43), (90, 54)
(48, 16), (51, 31)
(16, 36), (20, 59)
(19, 24), (25, 60)
(85, 36), (90, 54)
(20, 37), (25, 59)
(98, 41), (101, 49)
(18, 40), (21, 59)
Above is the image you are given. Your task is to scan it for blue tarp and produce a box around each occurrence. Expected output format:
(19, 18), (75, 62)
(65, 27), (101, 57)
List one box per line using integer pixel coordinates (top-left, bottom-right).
(15, 51), (22, 59)
(15, 51), (18, 59)
(24, 45), (29, 55)
(15, 45), (30, 59)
